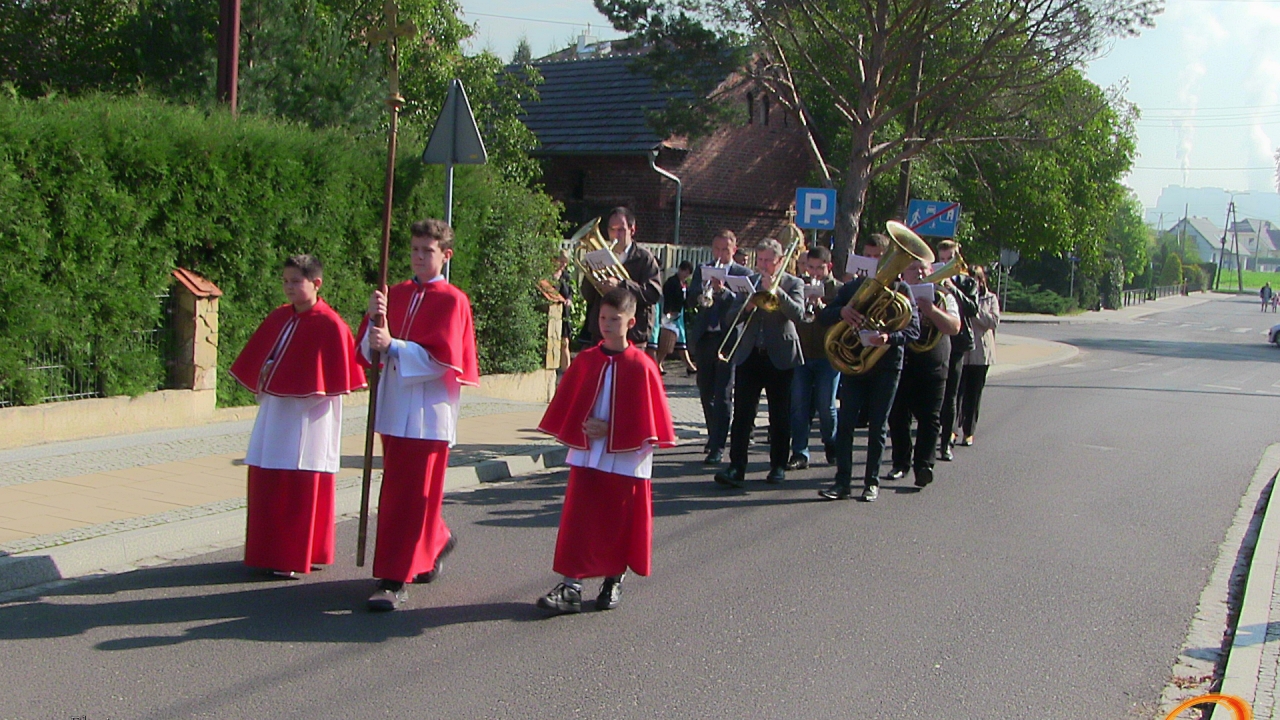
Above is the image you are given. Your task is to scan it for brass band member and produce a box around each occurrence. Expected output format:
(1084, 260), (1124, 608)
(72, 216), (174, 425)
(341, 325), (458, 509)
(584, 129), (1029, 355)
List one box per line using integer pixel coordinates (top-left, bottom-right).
(885, 259), (962, 492)
(935, 240), (980, 461)
(817, 234), (919, 502)
(686, 230), (753, 465)
(713, 238), (806, 488)
(787, 247), (842, 469)
(581, 206), (662, 351)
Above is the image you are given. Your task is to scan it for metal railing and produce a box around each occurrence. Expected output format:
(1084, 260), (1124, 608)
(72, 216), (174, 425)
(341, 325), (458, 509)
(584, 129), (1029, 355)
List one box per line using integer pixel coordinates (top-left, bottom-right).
(1121, 284), (1186, 307)
(0, 291), (177, 408)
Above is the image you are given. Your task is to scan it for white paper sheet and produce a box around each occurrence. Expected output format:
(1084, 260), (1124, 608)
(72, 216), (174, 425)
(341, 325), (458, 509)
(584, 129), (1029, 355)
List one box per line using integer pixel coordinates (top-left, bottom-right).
(909, 282), (935, 305)
(725, 275), (757, 294)
(845, 254), (879, 278)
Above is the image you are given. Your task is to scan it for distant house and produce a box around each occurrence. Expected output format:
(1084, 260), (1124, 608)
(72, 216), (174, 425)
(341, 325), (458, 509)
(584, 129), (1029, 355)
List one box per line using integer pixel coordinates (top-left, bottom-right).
(1168, 216), (1280, 272)
(1166, 217), (1222, 264)
(515, 38), (815, 248)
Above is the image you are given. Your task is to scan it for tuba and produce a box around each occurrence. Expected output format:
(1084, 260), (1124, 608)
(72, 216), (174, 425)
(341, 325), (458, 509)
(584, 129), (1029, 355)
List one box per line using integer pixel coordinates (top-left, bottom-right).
(571, 218), (631, 294)
(907, 252), (969, 354)
(824, 221), (934, 375)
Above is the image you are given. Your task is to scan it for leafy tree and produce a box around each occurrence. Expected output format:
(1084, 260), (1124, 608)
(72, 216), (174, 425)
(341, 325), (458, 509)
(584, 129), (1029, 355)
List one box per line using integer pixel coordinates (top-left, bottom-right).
(1159, 252), (1183, 286)
(596, 0), (1160, 270)
(513, 36), (533, 64)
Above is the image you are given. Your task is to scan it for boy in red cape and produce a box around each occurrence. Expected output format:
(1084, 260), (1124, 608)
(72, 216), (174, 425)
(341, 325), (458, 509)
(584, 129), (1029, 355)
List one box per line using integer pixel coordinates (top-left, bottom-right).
(536, 286), (676, 613)
(357, 219), (479, 612)
(229, 254), (367, 578)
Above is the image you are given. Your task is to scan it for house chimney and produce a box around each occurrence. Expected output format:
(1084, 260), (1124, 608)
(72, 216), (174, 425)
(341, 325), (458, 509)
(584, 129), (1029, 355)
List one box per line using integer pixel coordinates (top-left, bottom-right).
(577, 30), (598, 57)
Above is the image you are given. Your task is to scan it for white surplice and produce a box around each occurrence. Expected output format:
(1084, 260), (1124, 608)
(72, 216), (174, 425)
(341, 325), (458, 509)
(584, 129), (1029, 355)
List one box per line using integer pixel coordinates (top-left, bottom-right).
(565, 361), (654, 480)
(245, 394), (344, 473)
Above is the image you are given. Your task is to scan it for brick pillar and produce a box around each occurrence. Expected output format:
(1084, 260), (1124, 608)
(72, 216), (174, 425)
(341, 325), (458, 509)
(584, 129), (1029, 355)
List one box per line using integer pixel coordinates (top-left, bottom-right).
(546, 303), (563, 370)
(170, 268), (223, 392)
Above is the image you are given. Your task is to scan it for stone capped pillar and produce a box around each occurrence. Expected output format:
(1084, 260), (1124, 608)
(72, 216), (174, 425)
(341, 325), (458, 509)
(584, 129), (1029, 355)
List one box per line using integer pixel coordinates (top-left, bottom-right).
(170, 268), (222, 392)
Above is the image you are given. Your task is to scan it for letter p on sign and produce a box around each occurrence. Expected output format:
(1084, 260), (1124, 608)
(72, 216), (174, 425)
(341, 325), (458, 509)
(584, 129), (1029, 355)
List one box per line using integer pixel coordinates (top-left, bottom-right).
(795, 188), (837, 230)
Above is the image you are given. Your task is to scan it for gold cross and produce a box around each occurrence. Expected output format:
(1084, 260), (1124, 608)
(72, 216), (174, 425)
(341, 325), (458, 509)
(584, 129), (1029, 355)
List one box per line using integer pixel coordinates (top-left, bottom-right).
(366, 0), (417, 99)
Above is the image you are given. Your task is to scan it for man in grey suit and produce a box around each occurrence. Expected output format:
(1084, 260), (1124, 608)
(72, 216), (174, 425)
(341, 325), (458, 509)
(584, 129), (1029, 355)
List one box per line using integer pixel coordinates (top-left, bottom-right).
(713, 238), (805, 488)
(686, 230), (753, 465)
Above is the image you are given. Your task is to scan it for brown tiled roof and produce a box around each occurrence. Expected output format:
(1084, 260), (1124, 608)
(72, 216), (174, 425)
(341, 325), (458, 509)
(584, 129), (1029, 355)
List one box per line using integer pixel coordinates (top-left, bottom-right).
(171, 267), (223, 298)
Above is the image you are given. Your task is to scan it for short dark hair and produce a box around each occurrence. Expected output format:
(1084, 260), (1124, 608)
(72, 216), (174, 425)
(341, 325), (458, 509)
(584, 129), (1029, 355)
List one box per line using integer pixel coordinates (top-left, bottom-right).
(864, 233), (890, 251)
(600, 286), (636, 316)
(713, 229), (738, 246)
(936, 239), (959, 254)
(806, 246), (832, 263)
(607, 206), (636, 227)
(284, 254), (323, 281)
(678, 260), (694, 273)
(410, 218), (454, 251)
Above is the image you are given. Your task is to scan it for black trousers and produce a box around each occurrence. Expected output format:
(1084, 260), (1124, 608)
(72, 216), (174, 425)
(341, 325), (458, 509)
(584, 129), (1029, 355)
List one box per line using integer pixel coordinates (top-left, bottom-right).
(833, 365), (901, 488)
(695, 332), (734, 453)
(888, 362), (947, 473)
(729, 348), (793, 472)
(958, 364), (990, 438)
(937, 349), (965, 450)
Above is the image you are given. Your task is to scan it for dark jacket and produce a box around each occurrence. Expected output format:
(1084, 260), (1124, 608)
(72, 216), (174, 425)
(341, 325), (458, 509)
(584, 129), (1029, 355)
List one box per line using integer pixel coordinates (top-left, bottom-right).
(796, 276), (843, 364)
(723, 272), (807, 370)
(947, 273), (980, 355)
(685, 261), (753, 355)
(581, 242), (662, 346)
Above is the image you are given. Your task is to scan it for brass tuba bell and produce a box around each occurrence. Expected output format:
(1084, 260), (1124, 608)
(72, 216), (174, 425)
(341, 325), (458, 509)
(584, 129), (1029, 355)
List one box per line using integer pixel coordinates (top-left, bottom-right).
(824, 221), (934, 375)
(907, 252), (969, 354)
(571, 218), (631, 294)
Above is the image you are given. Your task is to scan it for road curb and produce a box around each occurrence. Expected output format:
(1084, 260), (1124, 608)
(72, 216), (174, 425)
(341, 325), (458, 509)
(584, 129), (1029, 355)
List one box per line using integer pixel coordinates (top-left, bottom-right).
(0, 444), (568, 596)
(987, 334), (1079, 378)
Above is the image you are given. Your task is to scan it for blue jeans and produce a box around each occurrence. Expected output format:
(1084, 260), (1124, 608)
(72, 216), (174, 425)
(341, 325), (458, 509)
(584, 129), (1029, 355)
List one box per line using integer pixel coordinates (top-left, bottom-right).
(789, 358), (840, 459)
(834, 366), (901, 488)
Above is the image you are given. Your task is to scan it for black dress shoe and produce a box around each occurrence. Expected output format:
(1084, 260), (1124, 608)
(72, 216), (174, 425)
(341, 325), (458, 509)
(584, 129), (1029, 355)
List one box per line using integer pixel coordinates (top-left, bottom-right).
(885, 467), (909, 481)
(413, 533), (457, 584)
(914, 466), (934, 488)
(824, 443), (837, 465)
(714, 466), (745, 488)
(818, 484), (853, 500)
(703, 449), (723, 465)
(785, 454), (809, 471)
(765, 466), (786, 484)
(367, 580), (407, 612)
(938, 446), (953, 462)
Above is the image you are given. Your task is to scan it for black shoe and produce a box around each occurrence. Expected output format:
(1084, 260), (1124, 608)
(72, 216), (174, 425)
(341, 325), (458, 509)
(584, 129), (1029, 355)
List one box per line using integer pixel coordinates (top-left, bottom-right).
(703, 449), (723, 465)
(537, 582), (582, 614)
(885, 467), (908, 481)
(367, 580), (407, 612)
(914, 466), (934, 488)
(714, 466), (745, 488)
(818, 484), (853, 500)
(938, 446), (953, 462)
(785, 454), (809, 471)
(412, 533), (457, 584)
(596, 576), (623, 611)
(765, 466), (786, 484)
(824, 443), (837, 465)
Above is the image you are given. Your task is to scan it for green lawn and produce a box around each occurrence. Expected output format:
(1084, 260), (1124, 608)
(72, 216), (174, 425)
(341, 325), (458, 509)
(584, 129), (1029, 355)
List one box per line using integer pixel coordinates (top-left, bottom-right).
(1211, 268), (1280, 292)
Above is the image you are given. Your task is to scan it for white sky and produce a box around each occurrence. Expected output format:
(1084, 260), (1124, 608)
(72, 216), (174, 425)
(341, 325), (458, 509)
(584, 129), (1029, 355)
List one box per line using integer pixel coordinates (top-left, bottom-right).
(458, 0), (1280, 210)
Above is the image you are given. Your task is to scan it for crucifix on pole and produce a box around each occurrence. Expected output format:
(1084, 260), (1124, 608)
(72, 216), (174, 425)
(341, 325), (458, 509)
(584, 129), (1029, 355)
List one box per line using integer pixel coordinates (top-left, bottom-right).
(356, 0), (416, 567)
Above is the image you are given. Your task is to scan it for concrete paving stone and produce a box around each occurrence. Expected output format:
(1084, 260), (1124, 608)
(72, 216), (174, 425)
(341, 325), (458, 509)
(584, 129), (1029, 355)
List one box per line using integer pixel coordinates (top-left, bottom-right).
(0, 499), (69, 520)
(96, 466), (180, 482)
(0, 515), (83, 536)
(57, 472), (143, 488)
(0, 527), (27, 542)
(7, 480), (89, 497)
(95, 497), (188, 515)
(44, 506), (137, 525)
(0, 486), (42, 503)
(23, 492), (127, 511)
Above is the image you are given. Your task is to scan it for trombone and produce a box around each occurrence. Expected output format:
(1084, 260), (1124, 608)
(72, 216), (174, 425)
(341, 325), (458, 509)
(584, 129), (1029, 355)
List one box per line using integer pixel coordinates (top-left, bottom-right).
(715, 231), (803, 363)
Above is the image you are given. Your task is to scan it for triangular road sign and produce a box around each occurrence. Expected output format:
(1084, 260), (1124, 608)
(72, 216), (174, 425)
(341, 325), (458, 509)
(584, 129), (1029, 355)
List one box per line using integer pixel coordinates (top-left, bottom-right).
(422, 79), (487, 165)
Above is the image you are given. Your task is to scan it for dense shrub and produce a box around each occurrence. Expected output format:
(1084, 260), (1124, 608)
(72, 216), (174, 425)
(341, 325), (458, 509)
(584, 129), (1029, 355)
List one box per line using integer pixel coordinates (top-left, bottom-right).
(1099, 254), (1124, 310)
(0, 95), (560, 407)
(1003, 277), (1079, 315)
(1158, 252), (1183, 286)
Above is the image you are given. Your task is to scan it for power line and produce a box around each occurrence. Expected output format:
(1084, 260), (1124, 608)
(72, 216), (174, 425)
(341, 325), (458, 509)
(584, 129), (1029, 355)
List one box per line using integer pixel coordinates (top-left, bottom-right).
(1131, 165), (1274, 170)
(462, 10), (620, 30)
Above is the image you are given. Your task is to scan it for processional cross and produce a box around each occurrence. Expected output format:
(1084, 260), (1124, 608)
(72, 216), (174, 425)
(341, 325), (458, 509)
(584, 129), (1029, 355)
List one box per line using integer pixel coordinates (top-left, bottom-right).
(357, 0), (418, 567)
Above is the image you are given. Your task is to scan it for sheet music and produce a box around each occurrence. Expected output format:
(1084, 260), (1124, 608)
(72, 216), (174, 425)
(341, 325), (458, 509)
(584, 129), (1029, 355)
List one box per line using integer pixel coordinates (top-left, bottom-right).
(845, 254), (879, 278)
(583, 248), (617, 270)
(724, 275), (757, 294)
(700, 265), (728, 284)
(931, 261), (948, 275)
(803, 283), (826, 299)
(909, 282), (935, 305)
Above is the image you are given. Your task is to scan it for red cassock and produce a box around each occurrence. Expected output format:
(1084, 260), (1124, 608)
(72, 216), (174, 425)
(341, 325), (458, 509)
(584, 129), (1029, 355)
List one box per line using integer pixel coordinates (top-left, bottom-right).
(230, 299), (366, 574)
(538, 344), (676, 578)
(355, 279), (479, 582)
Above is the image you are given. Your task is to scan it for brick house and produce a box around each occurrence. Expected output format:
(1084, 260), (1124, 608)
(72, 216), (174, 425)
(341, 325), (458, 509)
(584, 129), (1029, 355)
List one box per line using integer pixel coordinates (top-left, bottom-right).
(516, 41), (816, 249)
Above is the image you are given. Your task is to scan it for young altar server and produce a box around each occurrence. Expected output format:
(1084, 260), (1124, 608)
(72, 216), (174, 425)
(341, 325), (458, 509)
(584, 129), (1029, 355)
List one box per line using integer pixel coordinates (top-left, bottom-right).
(229, 254), (367, 578)
(358, 219), (479, 612)
(535, 287), (676, 613)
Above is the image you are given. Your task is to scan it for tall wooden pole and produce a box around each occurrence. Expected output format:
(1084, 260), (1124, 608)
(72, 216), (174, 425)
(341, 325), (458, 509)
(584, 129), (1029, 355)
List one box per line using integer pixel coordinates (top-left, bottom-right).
(357, 0), (416, 566)
(216, 0), (240, 115)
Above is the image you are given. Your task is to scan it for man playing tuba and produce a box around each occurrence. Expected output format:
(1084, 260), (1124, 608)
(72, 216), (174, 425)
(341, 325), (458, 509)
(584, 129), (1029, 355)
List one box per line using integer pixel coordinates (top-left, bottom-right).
(580, 207), (663, 353)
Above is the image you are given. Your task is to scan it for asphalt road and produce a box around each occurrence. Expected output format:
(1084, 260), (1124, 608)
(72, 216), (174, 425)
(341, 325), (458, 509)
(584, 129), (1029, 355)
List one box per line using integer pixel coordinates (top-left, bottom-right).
(3, 294), (1280, 720)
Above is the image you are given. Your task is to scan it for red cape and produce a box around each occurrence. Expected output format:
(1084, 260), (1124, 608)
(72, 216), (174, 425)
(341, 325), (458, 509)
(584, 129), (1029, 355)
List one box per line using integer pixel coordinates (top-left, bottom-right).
(230, 299), (367, 397)
(357, 279), (480, 386)
(538, 344), (676, 453)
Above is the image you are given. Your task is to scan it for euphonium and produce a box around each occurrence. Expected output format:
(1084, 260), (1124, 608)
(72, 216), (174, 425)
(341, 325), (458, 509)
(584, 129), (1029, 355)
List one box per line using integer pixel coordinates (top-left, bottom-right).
(824, 221), (935, 375)
(571, 218), (631, 294)
(907, 252), (969, 354)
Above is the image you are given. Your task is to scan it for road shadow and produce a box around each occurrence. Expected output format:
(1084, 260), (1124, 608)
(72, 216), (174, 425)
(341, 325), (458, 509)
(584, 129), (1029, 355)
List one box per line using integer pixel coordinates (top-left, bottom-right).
(0, 567), (542, 648)
(1064, 336), (1275, 363)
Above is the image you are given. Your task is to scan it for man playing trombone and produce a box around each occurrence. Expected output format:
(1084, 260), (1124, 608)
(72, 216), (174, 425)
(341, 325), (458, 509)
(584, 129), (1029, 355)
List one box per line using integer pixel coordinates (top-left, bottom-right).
(712, 237), (806, 488)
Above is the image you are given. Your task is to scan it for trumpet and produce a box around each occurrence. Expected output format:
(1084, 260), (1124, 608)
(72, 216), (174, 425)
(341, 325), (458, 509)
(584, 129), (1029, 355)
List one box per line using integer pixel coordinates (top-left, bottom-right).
(907, 252), (968, 354)
(571, 218), (631, 294)
(823, 221), (934, 375)
(715, 227), (804, 363)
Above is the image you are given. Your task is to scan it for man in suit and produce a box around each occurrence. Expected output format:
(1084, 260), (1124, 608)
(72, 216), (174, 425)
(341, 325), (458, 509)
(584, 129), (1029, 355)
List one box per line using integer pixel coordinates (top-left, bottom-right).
(686, 230), (753, 465)
(581, 206), (663, 351)
(787, 246), (842, 470)
(713, 238), (805, 488)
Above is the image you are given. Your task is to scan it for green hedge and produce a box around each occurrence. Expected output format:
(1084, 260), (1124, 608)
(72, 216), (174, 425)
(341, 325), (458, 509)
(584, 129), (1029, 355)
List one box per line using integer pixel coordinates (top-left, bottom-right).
(1004, 277), (1079, 315)
(0, 95), (560, 407)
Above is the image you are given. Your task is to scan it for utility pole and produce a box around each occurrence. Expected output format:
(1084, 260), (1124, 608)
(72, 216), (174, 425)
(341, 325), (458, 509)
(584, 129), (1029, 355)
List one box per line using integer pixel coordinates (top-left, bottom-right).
(892, 44), (924, 222)
(216, 0), (241, 115)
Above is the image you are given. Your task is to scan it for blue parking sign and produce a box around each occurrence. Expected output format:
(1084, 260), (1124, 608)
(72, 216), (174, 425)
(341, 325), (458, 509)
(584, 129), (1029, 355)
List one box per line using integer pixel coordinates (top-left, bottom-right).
(795, 188), (837, 230)
(907, 200), (961, 237)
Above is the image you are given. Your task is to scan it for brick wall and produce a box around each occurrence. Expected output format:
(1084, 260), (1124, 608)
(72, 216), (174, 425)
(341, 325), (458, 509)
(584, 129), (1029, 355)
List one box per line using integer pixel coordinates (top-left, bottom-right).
(537, 82), (814, 248)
